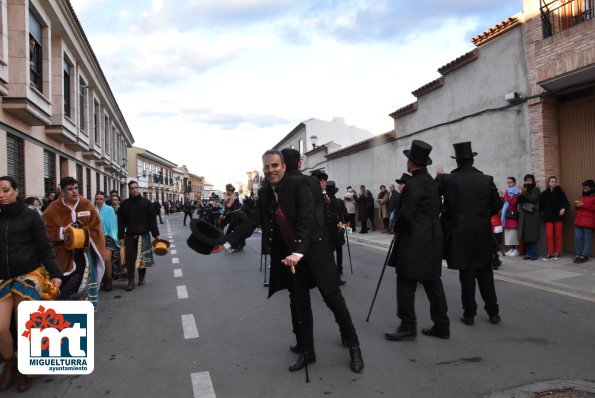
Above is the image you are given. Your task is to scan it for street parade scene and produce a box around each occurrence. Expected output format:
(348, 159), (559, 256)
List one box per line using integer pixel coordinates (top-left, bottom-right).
(0, 0), (594, 397)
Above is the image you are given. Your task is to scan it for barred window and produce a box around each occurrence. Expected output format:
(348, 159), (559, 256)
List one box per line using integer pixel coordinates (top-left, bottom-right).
(6, 134), (25, 197)
(96, 172), (100, 194)
(43, 149), (56, 197)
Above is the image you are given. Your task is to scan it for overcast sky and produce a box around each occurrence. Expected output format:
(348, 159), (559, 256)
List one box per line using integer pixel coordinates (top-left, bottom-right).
(70, 0), (521, 190)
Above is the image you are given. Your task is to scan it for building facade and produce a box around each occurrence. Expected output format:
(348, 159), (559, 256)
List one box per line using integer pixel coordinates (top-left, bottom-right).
(0, 0), (133, 200)
(127, 146), (176, 203)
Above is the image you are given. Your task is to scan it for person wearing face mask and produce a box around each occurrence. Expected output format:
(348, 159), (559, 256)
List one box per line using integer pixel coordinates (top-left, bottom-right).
(343, 186), (357, 233)
(501, 177), (520, 257)
(573, 179), (595, 264)
(518, 174), (541, 261)
(539, 176), (570, 261)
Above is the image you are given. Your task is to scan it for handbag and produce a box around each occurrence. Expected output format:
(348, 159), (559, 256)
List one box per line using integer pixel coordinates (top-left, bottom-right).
(505, 208), (519, 219)
(521, 202), (535, 214)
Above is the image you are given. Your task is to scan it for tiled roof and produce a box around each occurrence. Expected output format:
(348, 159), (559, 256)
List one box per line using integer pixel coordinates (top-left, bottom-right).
(472, 17), (521, 47)
(437, 49), (479, 76)
(389, 102), (417, 120)
(325, 131), (396, 160)
(411, 77), (445, 98)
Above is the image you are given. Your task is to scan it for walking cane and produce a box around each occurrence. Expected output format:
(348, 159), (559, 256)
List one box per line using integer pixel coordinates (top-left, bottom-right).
(366, 236), (396, 322)
(263, 254), (269, 287)
(290, 264), (310, 383)
(344, 227), (353, 274)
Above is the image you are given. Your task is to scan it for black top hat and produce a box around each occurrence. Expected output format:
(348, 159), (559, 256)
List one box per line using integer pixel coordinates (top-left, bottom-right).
(451, 141), (478, 160)
(395, 173), (412, 184)
(326, 181), (339, 195)
(187, 219), (226, 255)
(313, 171), (328, 181)
(403, 140), (432, 166)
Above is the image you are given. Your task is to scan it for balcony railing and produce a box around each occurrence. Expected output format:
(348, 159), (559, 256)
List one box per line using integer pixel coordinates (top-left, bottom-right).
(541, 0), (594, 38)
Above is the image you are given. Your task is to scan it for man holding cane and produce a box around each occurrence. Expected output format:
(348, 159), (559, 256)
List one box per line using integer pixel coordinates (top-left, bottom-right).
(212, 149), (364, 374)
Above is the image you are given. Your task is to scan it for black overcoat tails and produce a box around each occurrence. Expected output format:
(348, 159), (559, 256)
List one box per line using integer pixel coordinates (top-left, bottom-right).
(388, 168), (443, 280)
(436, 165), (502, 270)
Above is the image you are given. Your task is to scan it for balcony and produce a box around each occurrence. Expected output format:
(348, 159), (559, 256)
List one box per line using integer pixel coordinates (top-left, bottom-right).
(541, 0), (594, 38)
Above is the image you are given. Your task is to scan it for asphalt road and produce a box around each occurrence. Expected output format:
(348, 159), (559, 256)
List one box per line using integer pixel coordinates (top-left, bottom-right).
(7, 213), (595, 398)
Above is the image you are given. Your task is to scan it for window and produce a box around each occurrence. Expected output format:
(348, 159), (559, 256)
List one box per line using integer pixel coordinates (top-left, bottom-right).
(43, 149), (56, 197)
(103, 176), (107, 194)
(299, 139), (304, 158)
(112, 127), (116, 158)
(86, 168), (91, 199)
(29, 12), (42, 91)
(104, 115), (110, 153)
(95, 172), (100, 194)
(94, 100), (100, 145)
(79, 78), (87, 132)
(7, 134), (25, 196)
(63, 59), (71, 117)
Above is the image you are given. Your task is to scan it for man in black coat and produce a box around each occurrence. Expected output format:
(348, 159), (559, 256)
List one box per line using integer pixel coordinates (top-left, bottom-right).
(385, 140), (450, 341)
(220, 149), (363, 374)
(436, 142), (503, 326)
(326, 181), (348, 284)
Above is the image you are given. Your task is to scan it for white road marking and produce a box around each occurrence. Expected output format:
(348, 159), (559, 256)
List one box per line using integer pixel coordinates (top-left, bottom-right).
(177, 285), (189, 299)
(191, 371), (216, 398)
(171, 250), (177, 255)
(171, 244), (176, 248)
(181, 314), (199, 339)
(174, 269), (183, 278)
(172, 258), (179, 264)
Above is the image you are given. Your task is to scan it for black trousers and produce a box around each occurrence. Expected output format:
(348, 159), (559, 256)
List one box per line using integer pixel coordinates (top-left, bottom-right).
(335, 245), (343, 274)
(458, 267), (499, 318)
(346, 214), (356, 232)
(183, 212), (192, 226)
(124, 236), (145, 281)
(289, 276), (358, 353)
(397, 276), (450, 331)
(156, 213), (163, 224)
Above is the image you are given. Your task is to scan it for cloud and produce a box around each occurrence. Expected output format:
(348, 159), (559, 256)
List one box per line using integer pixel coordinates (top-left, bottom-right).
(135, 106), (291, 130)
(282, 0), (521, 44)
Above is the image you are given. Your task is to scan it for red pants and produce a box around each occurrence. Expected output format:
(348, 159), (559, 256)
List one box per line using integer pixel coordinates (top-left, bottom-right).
(545, 221), (564, 255)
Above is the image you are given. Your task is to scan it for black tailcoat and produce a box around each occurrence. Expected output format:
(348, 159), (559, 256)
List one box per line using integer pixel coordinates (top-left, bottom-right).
(228, 174), (339, 298)
(436, 165), (502, 270)
(389, 168), (443, 280)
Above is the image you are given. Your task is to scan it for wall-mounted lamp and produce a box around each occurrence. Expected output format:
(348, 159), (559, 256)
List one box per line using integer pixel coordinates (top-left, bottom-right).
(310, 134), (318, 149)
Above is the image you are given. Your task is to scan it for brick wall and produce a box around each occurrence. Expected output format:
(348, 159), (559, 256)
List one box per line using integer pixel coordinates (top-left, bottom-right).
(524, 0), (595, 186)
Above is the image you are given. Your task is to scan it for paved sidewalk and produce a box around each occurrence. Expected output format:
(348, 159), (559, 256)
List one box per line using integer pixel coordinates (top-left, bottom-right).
(347, 229), (595, 302)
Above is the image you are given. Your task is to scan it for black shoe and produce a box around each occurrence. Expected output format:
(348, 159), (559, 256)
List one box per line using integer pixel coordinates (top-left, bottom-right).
(349, 347), (364, 373)
(126, 280), (135, 291)
(489, 314), (501, 324)
(460, 317), (474, 326)
(289, 344), (300, 354)
(263, 283), (269, 287)
(421, 327), (450, 339)
(523, 256), (531, 260)
(288, 353), (316, 372)
(385, 327), (417, 341)
(138, 269), (146, 286)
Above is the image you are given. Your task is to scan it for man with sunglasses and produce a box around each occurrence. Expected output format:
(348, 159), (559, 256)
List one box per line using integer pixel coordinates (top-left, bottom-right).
(43, 176), (106, 308)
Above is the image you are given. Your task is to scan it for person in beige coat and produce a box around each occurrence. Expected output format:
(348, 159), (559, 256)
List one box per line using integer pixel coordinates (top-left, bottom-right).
(377, 185), (390, 232)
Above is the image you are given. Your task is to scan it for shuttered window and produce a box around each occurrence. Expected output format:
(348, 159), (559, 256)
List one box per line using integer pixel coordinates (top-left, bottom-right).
(6, 134), (25, 196)
(43, 149), (56, 196)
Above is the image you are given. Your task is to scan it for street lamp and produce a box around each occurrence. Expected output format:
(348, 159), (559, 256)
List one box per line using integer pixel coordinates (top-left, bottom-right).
(310, 135), (318, 149)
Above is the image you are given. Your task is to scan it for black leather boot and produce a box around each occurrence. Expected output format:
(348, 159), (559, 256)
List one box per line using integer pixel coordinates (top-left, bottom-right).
(0, 357), (17, 390)
(288, 352), (316, 372)
(138, 268), (146, 286)
(349, 347), (364, 373)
